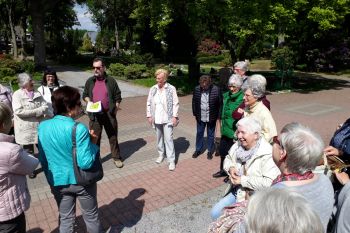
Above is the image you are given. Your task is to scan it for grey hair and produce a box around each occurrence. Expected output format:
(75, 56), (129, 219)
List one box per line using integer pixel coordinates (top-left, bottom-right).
(246, 188), (324, 233)
(0, 102), (12, 128)
(242, 74), (267, 99)
(17, 73), (32, 88)
(228, 74), (243, 88)
(236, 117), (262, 137)
(280, 122), (324, 174)
(234, 61), (248, 72)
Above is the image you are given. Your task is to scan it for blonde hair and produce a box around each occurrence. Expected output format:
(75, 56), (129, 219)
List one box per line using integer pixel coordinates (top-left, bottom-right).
(155, 69), (169, 80)
(0, 102), (12, 130)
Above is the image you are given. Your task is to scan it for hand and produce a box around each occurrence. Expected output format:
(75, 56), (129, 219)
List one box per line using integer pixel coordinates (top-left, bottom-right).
(115, 103), (121, 115)
(229, 167), (239, 177)
(172, 117), (179, 127)
(324, 146), (342, 157)
(230, 173), (241, 185)
(237, 108), (244, 114)
(335, 171), (350, 185)
(147, 117), (153, 125)
(89, 130), (98, 144)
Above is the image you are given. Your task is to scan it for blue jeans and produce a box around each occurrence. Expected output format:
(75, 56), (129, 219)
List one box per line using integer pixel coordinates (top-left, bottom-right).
(195, 120), (216, 153)
(211, 192), (236, 220)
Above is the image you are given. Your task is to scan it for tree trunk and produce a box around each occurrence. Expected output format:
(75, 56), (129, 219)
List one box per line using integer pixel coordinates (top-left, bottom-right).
(7, 3), (18, 58)
(188, 57), (200, 82)
(29, 0), (46, 68)
(114, 20), (120, 51)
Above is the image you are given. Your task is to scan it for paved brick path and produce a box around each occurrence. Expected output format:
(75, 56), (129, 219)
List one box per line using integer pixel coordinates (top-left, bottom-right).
(25, 72), (350, 232)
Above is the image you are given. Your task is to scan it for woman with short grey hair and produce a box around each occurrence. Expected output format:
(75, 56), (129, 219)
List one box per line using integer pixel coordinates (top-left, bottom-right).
(213, 74), (244, 178)
(211, 117), (280, 219)
(242, 75), (276, 143)
(244, 188), (324, 233)
(12, 73), (52, 178)
(272, 122), (334, 232)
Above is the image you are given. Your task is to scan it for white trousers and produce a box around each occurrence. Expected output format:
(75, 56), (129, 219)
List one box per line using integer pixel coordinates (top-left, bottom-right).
(155, 122), (175, 163)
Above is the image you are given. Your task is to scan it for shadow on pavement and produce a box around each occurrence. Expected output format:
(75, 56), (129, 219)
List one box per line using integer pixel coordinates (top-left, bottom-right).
(27, 228), (44, 233)
(101, 138), (147, 163)
(99, 188), (146, 233)
(174, 137), (190, 164)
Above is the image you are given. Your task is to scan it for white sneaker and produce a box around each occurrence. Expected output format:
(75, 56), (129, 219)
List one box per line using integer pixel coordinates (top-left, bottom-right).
(155, 156), (164, 164)
(169, 162), (175, 171)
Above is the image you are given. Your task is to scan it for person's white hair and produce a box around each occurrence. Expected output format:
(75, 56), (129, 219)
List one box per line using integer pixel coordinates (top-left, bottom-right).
(246, 188), (324, 233)
(234, 61), (249, 72)
(280, 122), (324, 174)
(0, 102), (12, 129)
(236, 117), (262, 137)
(17, 73), (32, 88)
(243, 74), (267, 99)
(228, 74), (243, 88)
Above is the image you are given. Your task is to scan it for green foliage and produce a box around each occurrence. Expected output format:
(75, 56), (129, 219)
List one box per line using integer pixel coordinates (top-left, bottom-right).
(124, 64), (148, 79)
(271, 47), (295, 89)
(19, 60), (35, 73)
(81, 34), (94, 52)
(0, 58), (20, 72)
(0, 68), (16, 77)
(109, 63), (126, 77)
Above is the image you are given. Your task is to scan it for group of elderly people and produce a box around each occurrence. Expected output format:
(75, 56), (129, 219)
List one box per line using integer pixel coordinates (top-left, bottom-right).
(204, 61), (350, 233)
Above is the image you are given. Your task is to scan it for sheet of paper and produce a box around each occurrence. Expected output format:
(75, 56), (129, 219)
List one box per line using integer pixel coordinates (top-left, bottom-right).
(86, 101), (102, 113)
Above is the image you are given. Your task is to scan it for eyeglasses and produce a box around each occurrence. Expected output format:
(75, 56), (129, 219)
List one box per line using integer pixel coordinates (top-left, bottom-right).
(228, 85), (236, 88)
(273, 136), (283, 149)
(93, 66), (103, 70)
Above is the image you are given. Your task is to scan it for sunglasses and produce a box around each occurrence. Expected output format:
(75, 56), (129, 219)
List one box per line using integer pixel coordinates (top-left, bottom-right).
(93, 66), (103, 70)
(273, 136), (283, 149)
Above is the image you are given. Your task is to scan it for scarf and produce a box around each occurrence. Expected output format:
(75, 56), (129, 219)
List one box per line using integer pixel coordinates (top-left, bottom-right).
(272, 171), (314, 185)
(23, 88), (34, 99)
(235, 137), (261, 163)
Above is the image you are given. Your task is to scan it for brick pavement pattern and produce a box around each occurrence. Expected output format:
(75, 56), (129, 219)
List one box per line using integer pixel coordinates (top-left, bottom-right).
(26, 75), (350, 232)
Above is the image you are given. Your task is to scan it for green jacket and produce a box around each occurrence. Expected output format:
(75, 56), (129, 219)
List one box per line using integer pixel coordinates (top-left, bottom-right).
(221, 90), (243, 139)
(82, 75), (122, 120)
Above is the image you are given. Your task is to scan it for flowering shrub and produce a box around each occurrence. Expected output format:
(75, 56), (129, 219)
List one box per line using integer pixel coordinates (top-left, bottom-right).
(197, 38), (222, 56)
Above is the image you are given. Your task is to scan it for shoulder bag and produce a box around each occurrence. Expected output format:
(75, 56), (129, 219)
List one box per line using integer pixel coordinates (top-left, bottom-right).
(72, 122), (104, 186)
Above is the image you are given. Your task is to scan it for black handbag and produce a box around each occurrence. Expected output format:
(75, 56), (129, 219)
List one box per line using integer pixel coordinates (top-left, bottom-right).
(72, 122), (104, 186)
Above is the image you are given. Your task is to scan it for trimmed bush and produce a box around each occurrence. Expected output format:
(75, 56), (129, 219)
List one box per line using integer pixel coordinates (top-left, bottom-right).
(197, 54), (225, 64)
(19, 60), (35, 73)
(109, 63), (126, 77)
(124, 64), (148, 79)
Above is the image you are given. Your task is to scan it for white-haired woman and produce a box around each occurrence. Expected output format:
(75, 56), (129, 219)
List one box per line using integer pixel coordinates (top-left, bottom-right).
(211, 117), (280, 219)
(242, 74), (276, 143)
(272, 122), (334, 231)
(12, 73), (52, 178)
(146, 69), (179, 171)
(213, 74), (244, 178)
(242, 188), (324, 233)
(233, 61), (249, 87)
(0, 102), (39, 232)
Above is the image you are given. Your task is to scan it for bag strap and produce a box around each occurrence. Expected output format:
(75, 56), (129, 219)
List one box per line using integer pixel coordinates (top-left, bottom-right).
(72, 122), (80, 171)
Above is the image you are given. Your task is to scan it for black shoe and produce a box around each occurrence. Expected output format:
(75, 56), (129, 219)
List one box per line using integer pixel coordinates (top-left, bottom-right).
(223, 176), (230, 183)
(212, 170), (226, 178)
(207, 152), (213, 160)
(192, 151), (201, 158)
(214, 150), (220, 157)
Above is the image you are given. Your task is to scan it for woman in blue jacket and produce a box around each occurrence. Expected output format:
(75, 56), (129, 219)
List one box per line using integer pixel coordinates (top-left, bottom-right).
(38, 86), (102, 233)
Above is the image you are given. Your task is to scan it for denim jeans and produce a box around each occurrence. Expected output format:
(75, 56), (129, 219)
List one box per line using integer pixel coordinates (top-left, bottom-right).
(195, 120), (216, 153)
(211, 192), (237, 220)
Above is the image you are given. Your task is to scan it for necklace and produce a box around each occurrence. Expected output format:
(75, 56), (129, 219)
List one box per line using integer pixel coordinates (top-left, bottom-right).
(272, 171), (314, 185)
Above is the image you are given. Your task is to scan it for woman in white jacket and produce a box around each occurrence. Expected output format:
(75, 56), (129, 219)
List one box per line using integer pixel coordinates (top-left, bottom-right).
(210, 117), (280, 219)
(0, 102), (39, 232)
(12, 73), (52, 178)
(37, 69), (61, 115)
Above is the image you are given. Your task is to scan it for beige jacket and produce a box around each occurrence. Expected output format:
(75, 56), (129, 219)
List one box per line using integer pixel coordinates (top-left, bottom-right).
(244, 101), (277, 143)
(12, 89), (52, 145)
(223, 138), (280, 202)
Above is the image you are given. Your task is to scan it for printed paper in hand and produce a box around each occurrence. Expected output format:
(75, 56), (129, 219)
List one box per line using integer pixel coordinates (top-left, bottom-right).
(86, 101), (102, 113)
